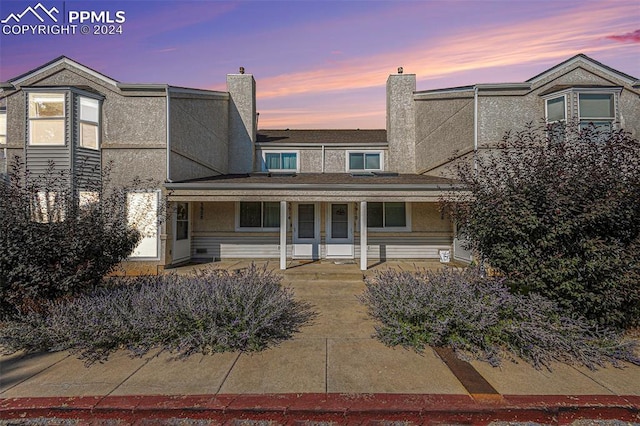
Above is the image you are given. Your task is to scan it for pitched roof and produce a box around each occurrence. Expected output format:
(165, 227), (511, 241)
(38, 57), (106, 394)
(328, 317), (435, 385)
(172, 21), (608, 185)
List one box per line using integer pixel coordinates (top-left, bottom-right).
(169, 172), (457, 187)
(257, 129), (387, 145)
(526, 53), (638, 85)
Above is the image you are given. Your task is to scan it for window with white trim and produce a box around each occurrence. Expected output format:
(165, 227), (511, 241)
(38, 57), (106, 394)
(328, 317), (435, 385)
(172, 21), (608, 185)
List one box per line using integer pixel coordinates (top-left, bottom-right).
(127, 191), (159, 258)
(28, 93), (65, 146)
(367, 202), (408, 230)
(79, 97), (99, 150)
(0, 108), (6, 145)
(238, 201), (280, 230)
(545, 95), (566, 142)
(347, 151), (382, 171)
(578, 93), (615, 131)
(263, 151), (298, 172)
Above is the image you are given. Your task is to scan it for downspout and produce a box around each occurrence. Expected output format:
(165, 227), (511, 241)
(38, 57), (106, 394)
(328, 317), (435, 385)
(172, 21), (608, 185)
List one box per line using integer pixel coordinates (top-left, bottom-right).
(321, 144), (325, 173)
(473, 85), (478, 172)
(166, 85), (172, 182)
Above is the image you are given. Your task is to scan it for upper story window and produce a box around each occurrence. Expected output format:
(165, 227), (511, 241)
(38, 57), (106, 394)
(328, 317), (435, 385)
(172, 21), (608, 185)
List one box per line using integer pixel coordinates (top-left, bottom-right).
(238, 201), (280, 230)
(0, 108), (6, 145)
(578, 93), (615, 131)
(347, 151), (382, 172)
(28, 93), (65, 146)
(79, 97), (99, 150)
(263, 151), (298, 172)
(545, 95), (566, 142)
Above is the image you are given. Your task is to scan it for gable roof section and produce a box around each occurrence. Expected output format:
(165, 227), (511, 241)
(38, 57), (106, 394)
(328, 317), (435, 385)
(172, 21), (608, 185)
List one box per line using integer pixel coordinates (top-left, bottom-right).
(6, 56), (120, 87)
(257, 129), (387, 145)
(527, 54), (639, 85)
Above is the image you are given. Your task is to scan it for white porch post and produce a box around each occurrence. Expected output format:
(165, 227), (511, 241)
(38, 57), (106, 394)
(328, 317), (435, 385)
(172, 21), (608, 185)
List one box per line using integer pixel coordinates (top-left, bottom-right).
(280, 201), (287, 270)
(360, 201), (367, 271)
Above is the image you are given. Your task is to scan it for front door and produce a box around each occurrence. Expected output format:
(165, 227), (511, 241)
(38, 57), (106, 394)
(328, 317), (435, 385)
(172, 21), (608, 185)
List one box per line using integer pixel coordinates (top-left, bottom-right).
(173, 202), (191, 263)
(293, 203), (319, 259)
(326, 203), (354, 258)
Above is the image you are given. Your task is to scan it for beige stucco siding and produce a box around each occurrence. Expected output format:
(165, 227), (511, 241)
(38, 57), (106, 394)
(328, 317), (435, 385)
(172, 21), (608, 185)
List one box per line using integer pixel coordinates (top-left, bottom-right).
(193, 201), (236, 232)
(169, 95), (228, 180)
(415, 96), (474, 175)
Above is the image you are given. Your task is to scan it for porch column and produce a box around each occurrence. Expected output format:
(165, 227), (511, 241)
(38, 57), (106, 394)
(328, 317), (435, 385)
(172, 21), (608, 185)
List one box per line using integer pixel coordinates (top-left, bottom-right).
(280, 201), (287, 270)
(360, 201), (367, 271)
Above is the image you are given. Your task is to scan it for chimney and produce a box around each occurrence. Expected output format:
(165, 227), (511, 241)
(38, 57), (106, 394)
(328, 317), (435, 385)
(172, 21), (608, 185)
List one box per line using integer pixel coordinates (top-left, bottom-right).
(386, 67), (416, 172)
(227, 68), (256, 173)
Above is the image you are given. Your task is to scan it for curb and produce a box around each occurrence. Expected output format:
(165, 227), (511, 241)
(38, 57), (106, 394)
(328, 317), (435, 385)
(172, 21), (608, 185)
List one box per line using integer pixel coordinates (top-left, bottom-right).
(1, 394), (639, 424)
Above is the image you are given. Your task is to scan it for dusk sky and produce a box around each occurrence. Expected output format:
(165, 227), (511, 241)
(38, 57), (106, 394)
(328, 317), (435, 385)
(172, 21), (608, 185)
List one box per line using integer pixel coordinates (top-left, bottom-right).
(1, 0), (638, 129)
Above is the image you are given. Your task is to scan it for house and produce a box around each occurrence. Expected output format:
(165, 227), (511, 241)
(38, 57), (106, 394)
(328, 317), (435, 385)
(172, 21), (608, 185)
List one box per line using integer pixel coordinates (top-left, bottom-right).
(1, 54), (638, 273)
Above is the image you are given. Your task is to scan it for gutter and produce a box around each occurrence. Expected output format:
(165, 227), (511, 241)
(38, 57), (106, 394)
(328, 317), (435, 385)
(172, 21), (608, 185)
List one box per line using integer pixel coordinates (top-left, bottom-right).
(164, 182), (466, 191)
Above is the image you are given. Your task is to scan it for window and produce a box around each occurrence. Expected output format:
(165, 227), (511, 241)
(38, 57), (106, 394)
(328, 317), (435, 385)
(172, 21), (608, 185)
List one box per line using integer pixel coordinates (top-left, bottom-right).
(348, 151), (382, 171)
(0, 108), (6, 144)
(176, 202), (189, 241)
(545, 95), (566, 142)
(579, 93), (615, 131)
(367, 202), (408, 229)
(263, 151), (298, 171)
(127, 192), (159, 258)
(238, 201), (280, 230)
(79, 97), (99, 150)
(28, 93), (65, 145)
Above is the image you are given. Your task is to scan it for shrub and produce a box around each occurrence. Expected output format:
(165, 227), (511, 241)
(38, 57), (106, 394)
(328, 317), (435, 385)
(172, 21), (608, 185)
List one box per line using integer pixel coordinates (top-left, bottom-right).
(443, 123), (640, 329)
(0, 158), (159, 318)
(0, 264), (317, 364)
(359, 268), (639, 370)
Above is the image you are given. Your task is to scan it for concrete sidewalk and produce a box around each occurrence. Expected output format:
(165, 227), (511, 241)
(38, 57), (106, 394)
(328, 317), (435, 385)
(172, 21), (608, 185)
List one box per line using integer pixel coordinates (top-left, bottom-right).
(1, 260), (639, 423)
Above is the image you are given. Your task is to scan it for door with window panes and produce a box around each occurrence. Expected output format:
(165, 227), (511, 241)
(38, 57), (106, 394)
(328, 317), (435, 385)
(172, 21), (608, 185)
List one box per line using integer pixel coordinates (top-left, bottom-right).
(173, 202), (191, 263)
(293, 203), (319, 259)
(325, 203), (354, 258)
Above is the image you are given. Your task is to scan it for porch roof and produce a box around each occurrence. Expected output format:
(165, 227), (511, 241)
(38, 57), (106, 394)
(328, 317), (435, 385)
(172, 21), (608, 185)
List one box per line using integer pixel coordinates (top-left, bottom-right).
(165, 173), (466, 203)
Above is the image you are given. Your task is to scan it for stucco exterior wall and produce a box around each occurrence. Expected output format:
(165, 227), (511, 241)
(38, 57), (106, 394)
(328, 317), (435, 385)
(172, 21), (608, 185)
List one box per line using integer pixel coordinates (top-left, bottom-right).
(169, 94), (228, 180)
(411, 203), (451, 233)
(415, 95), (474, 175)
(193, 201), (236, 232)
(387, 74), (416, 173)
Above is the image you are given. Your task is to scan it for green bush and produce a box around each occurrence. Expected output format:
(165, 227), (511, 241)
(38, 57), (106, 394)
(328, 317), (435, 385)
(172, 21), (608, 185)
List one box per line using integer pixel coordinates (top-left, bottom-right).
(0, 264), (317, 364)
(360, 268), (639, 370)
(444, 123), (640, 329)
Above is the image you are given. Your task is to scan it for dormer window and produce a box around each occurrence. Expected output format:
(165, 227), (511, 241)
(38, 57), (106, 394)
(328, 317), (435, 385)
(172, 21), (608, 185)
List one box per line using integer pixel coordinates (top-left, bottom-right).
(578, 93), (615, 131)
(28, 93), (65, 146)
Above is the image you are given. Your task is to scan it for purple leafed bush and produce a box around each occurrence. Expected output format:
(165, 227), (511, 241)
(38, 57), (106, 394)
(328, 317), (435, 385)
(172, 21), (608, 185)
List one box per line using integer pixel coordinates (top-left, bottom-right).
(359, 268), (639, 370)
(0, 264), (316, 364)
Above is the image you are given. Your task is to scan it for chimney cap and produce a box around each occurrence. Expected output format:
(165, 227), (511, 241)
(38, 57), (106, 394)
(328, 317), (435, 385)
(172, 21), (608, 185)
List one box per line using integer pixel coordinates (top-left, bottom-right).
(397, 66), (403, 74)
(239, 66), (245, 74)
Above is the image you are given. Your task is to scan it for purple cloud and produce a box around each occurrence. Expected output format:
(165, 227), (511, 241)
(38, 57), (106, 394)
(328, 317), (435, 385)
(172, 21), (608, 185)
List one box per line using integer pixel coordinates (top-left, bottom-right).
(607, 29), (640, 43)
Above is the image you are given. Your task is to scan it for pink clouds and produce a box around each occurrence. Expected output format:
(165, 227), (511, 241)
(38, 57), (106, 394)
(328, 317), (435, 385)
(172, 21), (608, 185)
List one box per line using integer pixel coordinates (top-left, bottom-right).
(607, 29), (640, 43)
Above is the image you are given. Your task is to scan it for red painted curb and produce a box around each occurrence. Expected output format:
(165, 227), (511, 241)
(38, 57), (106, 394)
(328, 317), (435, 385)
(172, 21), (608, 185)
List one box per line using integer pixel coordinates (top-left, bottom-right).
(0, 394), (638, 424)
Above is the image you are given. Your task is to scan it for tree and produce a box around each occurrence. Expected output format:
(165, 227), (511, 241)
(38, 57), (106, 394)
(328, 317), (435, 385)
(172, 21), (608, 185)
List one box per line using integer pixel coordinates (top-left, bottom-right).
(443, 122), (640, 329)
(0, 158), (160, 318)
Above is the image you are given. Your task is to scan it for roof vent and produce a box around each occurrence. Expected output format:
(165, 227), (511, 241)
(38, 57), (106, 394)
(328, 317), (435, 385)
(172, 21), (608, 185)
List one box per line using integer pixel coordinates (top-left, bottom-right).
(239, 66), (245, 74)
(398, 67), (403, 74)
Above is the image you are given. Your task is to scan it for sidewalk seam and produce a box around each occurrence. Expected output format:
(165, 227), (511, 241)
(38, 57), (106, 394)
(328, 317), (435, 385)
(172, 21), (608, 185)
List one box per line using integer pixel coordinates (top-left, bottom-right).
(102, 350), (157, 398)
(215, 352), (240, 394)
(0, 352), (71, 396)
(324, 338), (328, 393)
(570, 364), (618, 395)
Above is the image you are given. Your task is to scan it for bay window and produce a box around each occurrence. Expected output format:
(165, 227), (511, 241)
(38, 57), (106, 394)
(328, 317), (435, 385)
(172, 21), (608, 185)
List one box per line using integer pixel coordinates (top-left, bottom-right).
(79, 97), (100, 150)
(579, 93), (615, 131)
(28, 93), (65, 146)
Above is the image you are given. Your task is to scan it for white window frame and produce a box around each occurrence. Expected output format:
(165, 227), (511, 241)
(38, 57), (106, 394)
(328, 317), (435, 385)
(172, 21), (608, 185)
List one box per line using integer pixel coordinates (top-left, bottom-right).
(28, 92), (66, 146)
(261, 150), (300, 172)
(346, 150), (384, 172)
(79, 96), (100, 150)
(544, 94), (567, 124)
(235, 201), (281, 232)
(365, 201), (411, 232)
(127, 190), (161, 260)
(0, 108), (6, 145)
(577, 91), (617, 130)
